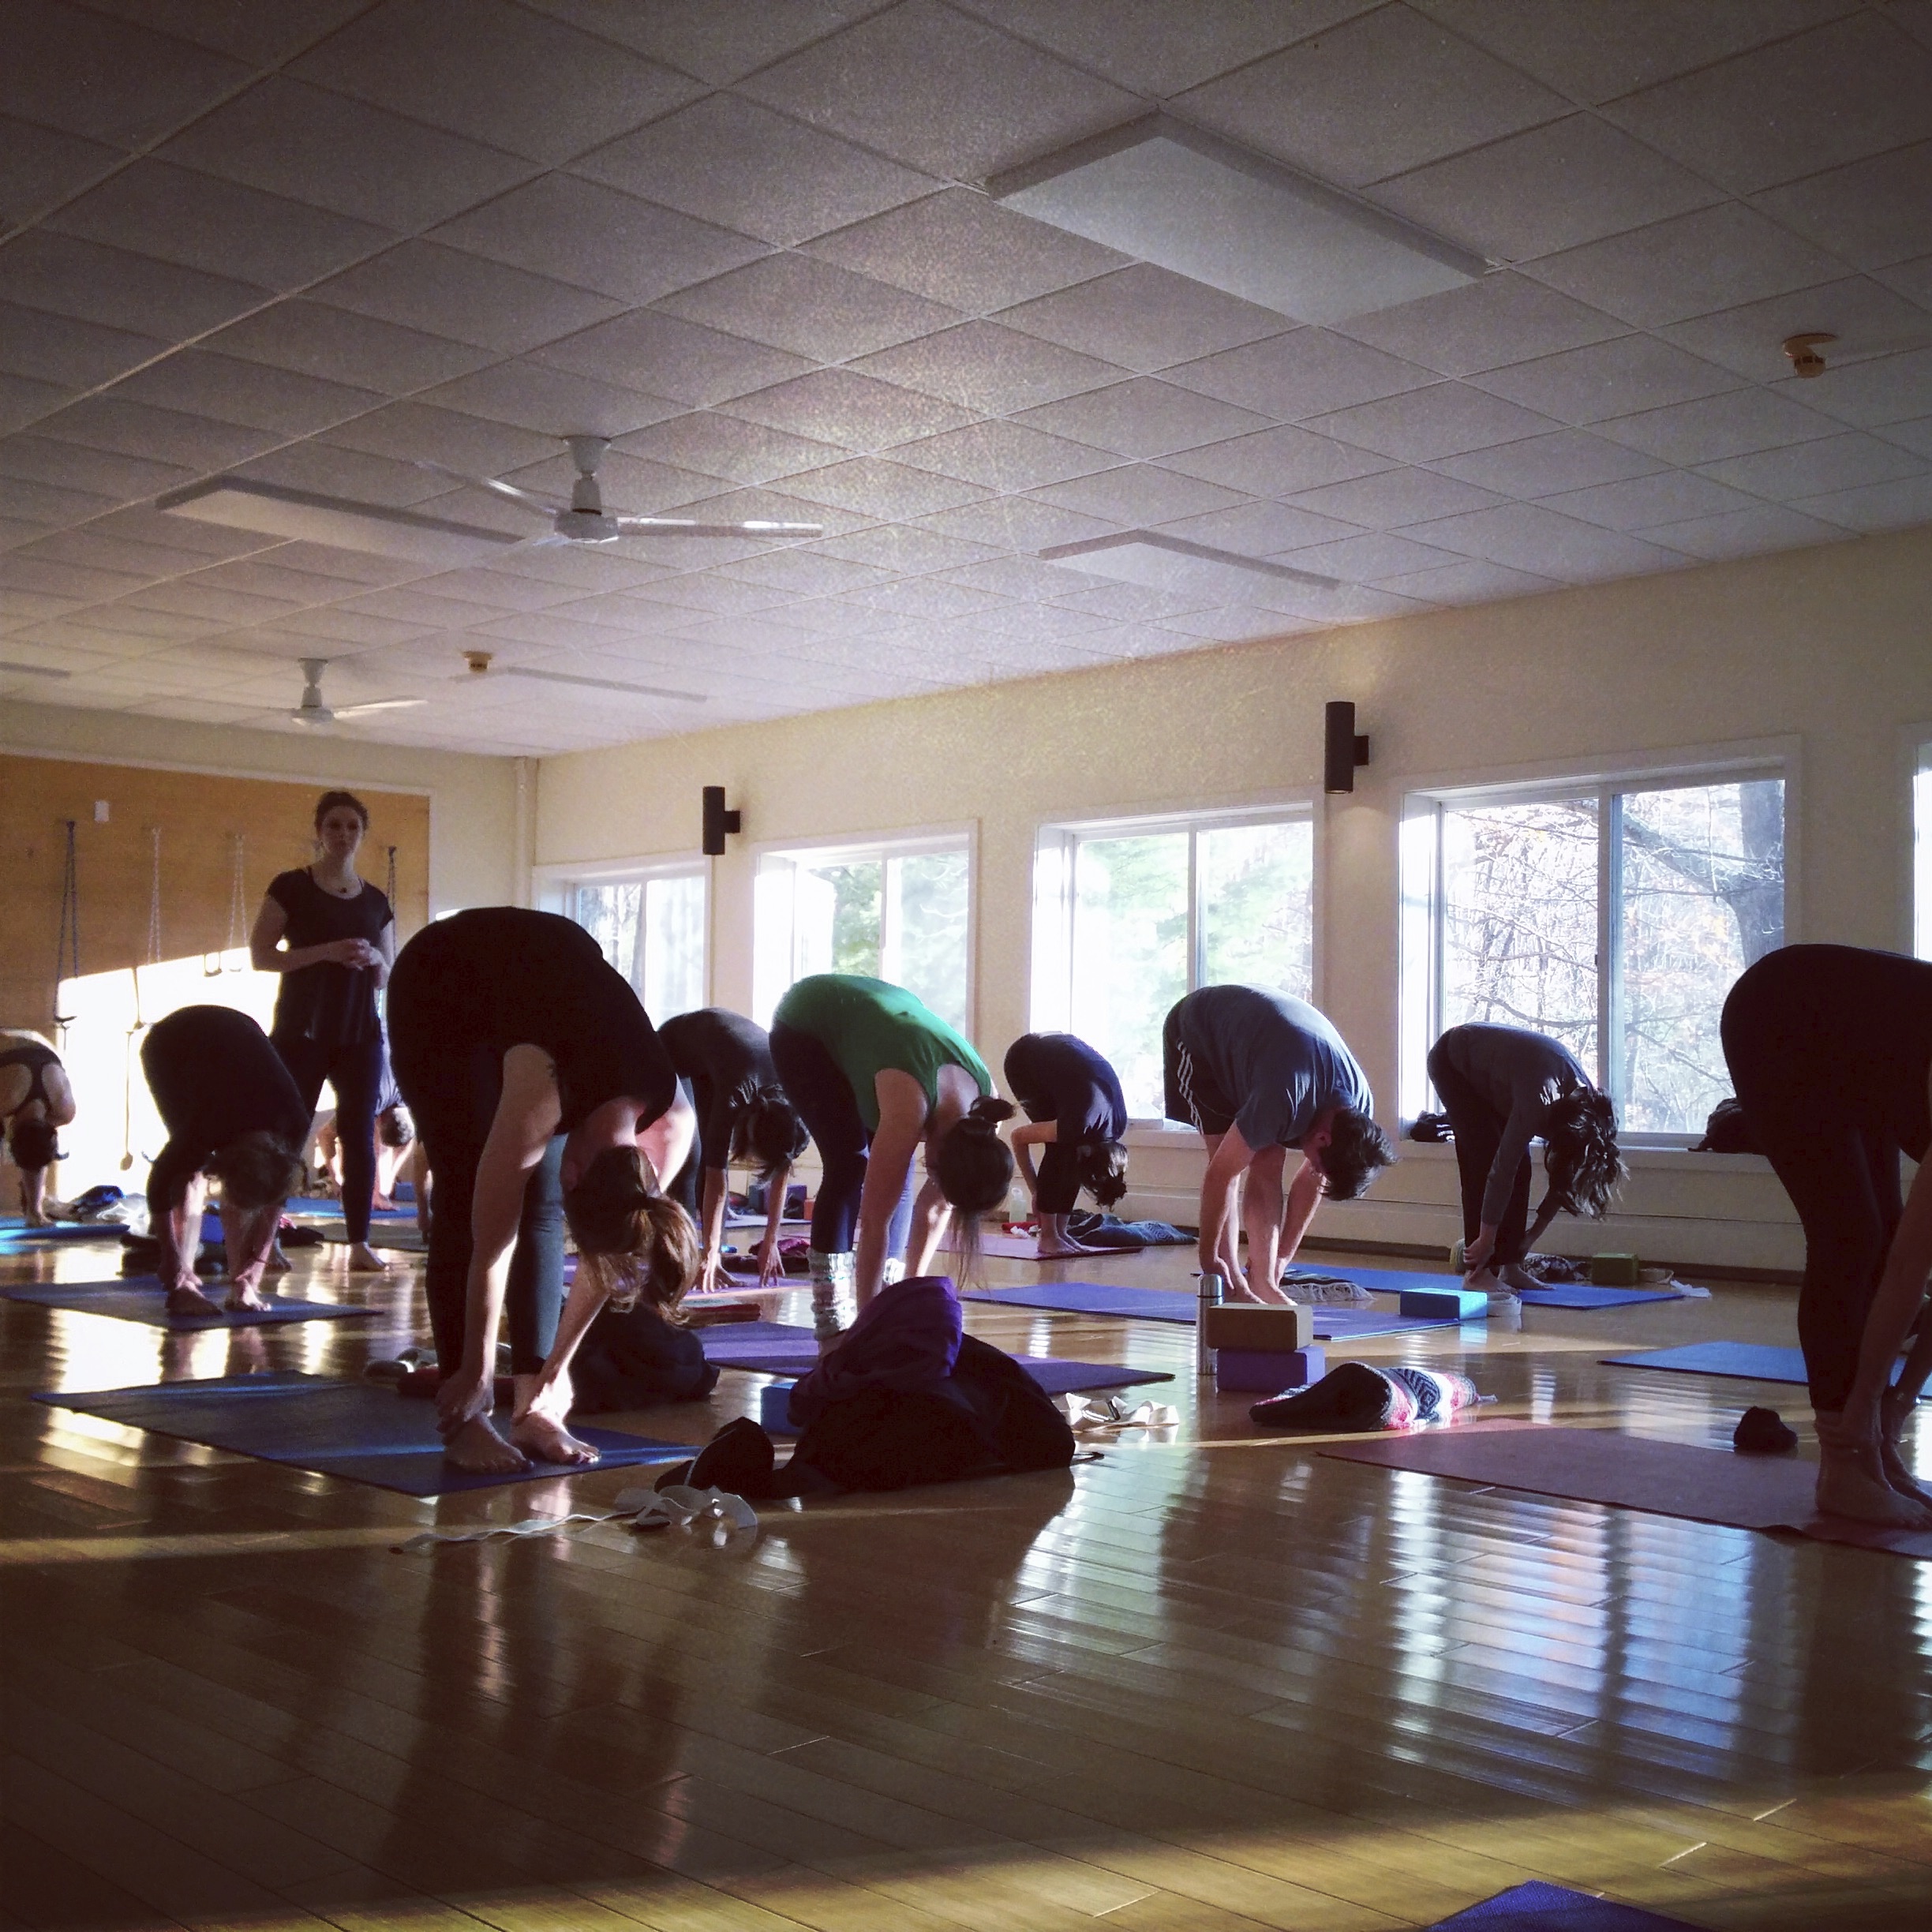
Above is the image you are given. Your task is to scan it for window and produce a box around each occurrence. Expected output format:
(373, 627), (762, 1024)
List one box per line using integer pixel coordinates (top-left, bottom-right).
(1034, 811), (1314, 1118)
(754, 837), (972, 1029)
(571, 869), (706, 1019)
(1916, 742), (1932, 962)
(1403, 773), (1786, 1136)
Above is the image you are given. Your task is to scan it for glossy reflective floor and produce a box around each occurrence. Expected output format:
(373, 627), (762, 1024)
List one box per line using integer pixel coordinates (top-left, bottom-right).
(4, 1230), (1930, 1931)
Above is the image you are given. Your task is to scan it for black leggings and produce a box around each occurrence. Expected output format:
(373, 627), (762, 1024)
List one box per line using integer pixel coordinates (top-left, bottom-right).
(1426, 1049), (1533, 1266)
(273, 1032), (384, 1241)
(768, 1022), (912, 1257)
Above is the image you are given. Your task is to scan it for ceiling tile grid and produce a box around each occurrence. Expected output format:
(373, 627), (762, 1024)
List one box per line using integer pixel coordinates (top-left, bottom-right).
(0, 0), (1928, 752)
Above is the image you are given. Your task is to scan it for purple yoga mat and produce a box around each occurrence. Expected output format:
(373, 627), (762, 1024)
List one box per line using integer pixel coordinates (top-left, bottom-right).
(696, 1322), (1170, 1394)
(1, 1276), (376, 1329)
(1425, 1879), (1703, 1930)
(960, 1281), (1459, 1339)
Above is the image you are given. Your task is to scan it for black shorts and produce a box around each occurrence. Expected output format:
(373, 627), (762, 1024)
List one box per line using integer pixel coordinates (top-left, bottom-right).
(1162, 1001), (1237, 1137)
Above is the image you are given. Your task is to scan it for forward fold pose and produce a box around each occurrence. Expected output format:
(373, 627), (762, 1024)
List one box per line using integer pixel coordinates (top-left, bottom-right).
(1, 1031), (76, 1226)
(1002, 1031), (1129, 1257)
(387, 908), (698, 1474)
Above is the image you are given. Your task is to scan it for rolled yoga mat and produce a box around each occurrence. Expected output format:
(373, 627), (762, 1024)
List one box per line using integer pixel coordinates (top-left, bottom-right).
(1320, 1420), (1932, 1560)
(697, 1320), (1172, 1393)
(1424, 1879), (1704, 1930)
(33, 1372), (691, 1496)
(980, 1229), (1143, 1260)
(1604, 1339), (1918, 1392)
(961, 1280), (1461, 1340)
(1, 1276), (376, 1329)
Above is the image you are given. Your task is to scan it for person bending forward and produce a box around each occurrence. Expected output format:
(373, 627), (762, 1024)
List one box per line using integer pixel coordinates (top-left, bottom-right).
(1002, 1031), (1129, 1257)
(769, 973), (1013, 1339)
(141, 1006), (308, 1317)
(1, 1032), (76, 1226)
(1723, 945), (1932, 1529)
(1165, 985), (1393, 1303)
(387, 908), (699, 1474)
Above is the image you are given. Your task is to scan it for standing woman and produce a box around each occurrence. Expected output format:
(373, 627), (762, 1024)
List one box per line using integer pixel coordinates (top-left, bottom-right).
(1426, 1022), (1623, 1306)
(387, 908), (700, 1473)
(1002, 1032), (1128, 1258)
(659, 1007), (810, 1294)
(1, 1031), (76, 1225)
(1723, 945), (1932, 1528)
(768, 973), (1014, 1339)
(250, 791), (393, 1271)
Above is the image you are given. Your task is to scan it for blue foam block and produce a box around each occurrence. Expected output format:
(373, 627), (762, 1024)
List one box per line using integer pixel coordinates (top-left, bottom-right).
(1399, 1286), (1491, 1318)
(32, 1372), (689, 1496)
(1425, 1879), (1702, 1929)
(2, 1277), (376, 1328)
(1215, 1346), (1324, 1394)
(759, 1380), (799, 1434)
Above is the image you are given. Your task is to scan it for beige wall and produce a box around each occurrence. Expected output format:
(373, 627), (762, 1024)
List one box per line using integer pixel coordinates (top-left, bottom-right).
(535, 527), (1932, 1271)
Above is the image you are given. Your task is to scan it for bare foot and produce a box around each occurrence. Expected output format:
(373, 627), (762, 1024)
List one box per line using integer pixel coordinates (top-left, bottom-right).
(444, 1413), (530, 1473)
(166, 1283), (223, 1319)
(346, 1242), (389, 1273)
(225, 1283), (270, 1312)
(1036, 1238), (1099, 1259)
(510, 1410), (601, 1466)
(1879, 1436), (1932, 1512)
(1817, 1447), (1932, 1528)
(1225, 1281), (1291, 1307)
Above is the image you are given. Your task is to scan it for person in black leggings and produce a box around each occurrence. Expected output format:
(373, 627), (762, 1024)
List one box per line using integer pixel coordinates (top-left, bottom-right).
(249, 790), (392, 1271)
(387, 908), (700, 1473)
(1, 1032), (76, 1226)
(140, 1005), (309, 1317)
(1002, 1032), (1128, 1257)
(1722, 945), (1932, 1528)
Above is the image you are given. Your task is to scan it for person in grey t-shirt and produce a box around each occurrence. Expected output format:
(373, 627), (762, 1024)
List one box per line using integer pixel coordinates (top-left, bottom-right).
(1425, 1023), (1624, 1301)
(1163, 986), (1393, 1302)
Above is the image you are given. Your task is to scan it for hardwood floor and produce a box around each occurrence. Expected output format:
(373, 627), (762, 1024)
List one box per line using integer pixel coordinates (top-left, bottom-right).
(3, 1229), (1929, 1930)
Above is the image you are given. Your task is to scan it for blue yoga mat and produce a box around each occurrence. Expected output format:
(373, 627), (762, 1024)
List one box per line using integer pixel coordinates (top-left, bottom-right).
(1426, 1880), (1701, 1930)
(1, 1277), (375, 1329)
(1517, 1283), (1686, 1309)
(698, 1321), (1171, 1392)
(960, 1281), (1460, 1339)
(1605, 1340), (1917, 1393)
(287, 1196), (416, 1219)
(33, 1372), (690, 1496)
(0, 1221), (128, 1245)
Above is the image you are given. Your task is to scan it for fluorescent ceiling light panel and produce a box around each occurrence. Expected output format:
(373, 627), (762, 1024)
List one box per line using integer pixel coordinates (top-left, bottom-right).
(989, 115), (1488, 325)
(157, 478), (522, 568)
(1039, 530), (1339, 601)
(496, 665), (707, 703)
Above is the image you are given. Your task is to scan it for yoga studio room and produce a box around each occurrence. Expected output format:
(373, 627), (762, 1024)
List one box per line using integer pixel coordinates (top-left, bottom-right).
(8, 6), (1932, 1930)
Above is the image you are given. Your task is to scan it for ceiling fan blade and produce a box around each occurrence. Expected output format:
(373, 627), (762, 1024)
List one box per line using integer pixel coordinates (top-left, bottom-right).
(496, 666), (708, 702)
(613, 515), (824, 537)
(413, 459), (562, 515)
(332, 698), (428, 717)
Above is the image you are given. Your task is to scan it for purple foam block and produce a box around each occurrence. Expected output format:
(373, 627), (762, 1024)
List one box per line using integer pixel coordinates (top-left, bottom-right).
(1215, 1345), (1326, 1393)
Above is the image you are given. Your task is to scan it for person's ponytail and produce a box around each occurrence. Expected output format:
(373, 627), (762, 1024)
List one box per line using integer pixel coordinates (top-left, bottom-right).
(564, 1146), (702, 1316)
(931, 1094), (1017, 1285)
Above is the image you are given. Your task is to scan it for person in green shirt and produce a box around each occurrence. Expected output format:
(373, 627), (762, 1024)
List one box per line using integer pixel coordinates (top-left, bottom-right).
(769, 974), (1014, 1337)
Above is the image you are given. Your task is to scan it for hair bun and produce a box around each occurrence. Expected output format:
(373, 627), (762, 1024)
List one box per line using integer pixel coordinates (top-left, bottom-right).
(967, 1094), (1017, 1132)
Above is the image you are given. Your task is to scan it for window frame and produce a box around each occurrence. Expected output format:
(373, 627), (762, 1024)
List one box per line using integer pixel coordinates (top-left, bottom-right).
(751, 821), (979, 1032)
(1911, 728), (1932, 962)
(533, 852), (711, 1012)
(1400, 744), (1798, 1147)
(1032, 796), (1320, 1121)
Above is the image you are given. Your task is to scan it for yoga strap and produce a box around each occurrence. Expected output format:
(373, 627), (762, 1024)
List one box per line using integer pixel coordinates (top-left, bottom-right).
(392, 1482), (757, 1552)
(1065, 1395), (1181, 1432)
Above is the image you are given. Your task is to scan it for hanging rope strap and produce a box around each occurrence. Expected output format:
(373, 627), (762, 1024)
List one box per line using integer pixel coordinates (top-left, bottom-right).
(226, 833), (247, 969)
(385, 844), (397, 905)
(53, 818), (80, 1030)
(133, 827), (161, 1028)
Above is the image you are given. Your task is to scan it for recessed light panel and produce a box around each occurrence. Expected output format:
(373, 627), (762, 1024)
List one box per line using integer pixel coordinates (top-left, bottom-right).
(990, 116), (1488, 325)
(157, 478), (521, 568)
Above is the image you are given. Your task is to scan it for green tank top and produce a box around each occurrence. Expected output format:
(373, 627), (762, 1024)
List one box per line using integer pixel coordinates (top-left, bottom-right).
(773, 974), (990, 1133)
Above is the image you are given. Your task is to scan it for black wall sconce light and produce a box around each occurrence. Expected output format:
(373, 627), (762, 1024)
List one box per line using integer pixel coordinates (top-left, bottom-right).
(701, 785), (741, 856)
(1324, 701), (1371, 793)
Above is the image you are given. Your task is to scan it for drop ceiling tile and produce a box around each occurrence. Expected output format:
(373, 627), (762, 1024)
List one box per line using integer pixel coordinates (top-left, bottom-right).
(12, 527), (215, 578)
(1402, 501), (1690, 580)
(815, 522), (1004, 574)
(0, 477), (120, 526)
(1011, 380), (1271, 461)
(1374, 556), (1564, 603)
(1470, 335), (1742, 425)
(919, 495), (1121, 552)
(0, 115), (124, 229)
(159, 77), (537, 233)
(1285, 466), (1507, 526)
(1165, 329), (1435, 420)
(1590, 388), (1844, 466)
(3, 0), (249, 148)
(48, 161), (394, 292)
(205, 301), (495, 394)
(0, 231), (270, 339)
(1125, 605), (1291, 644)
(655, 254), (961, 363)
(1367, 114), (1722, 265)
(0, 302), (167, 390)
(1175, 4), (1566, 189)
(1882, 415), (1932, 459)
(718, 549), (890, 596)
(773, 456), (990, 519)
(80, 0), (369, 61)
(802, 187), (1125, 316)
(1789, 470), (1932, 530)
(1305, 383), (1560, 461)
(1044, 577), (1215, 622)
(1029, 464), (1249, 526)
(1884, 0), (1932, 51)
(721, 369), (972, 451)
(998, 267), (1286, 375)
(893, 420), (1118, 491)
(0, 373), (70, 436)
(1527, 205), (1844, 331)
(738, 0), (1136, 179)
(1333, 274), (1630, 380)
(519, 0), (894, 84)
(1432, 429), (1668, 496)
(130, 579), (305, 623)
(536, 310), (812, 407)
(231, 440), (453, 509)
(320, 403), (562, 481)
(1757, 142), (1932, 271)
(612, 413), (845, 485)
(1544, 470), (1768, 531)
(187, 558), (361, 605)
(1606, 14), (1932, 196)
(1768, 347), (1932, 433)
(578, 94), (934, 249)
(84, 503), (281, 559)
(1159, 423), (1394, 496)
(852, 321), (1124, 416)
(1656, 278), (1932, 387)
(856, 576), (1011, 621)
(1700, 432), (1928, 499)
(1155, 498), (1365, 553)
(291, 0), (701, 164)
(1631, 502), (1850, 560)
(0, 555), (156, 601)
(268, 607), (434, 647)
(612, 577), (792, 618)
(0, 434), (191, 504)
(110, 350), (383, 435)
(421, 361), (682, 438)
(432, 177), (769, 307)
(1277, 530), (1468, 581)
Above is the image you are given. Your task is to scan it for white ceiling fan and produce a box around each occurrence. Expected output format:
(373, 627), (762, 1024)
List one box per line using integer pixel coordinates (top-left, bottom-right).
(291, 657), (425, 727)
(420, 435), (825, 546)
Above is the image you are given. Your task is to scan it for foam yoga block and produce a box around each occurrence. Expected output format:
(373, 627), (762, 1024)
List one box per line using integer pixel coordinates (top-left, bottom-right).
(1398, 1285), (1491, 1318)
(1590, 1252), (1641, 1286)
(1202, 1302), (1312, 1350)
(1215, 1346), (1325, 1394)
(759, 1380), (799, 1434)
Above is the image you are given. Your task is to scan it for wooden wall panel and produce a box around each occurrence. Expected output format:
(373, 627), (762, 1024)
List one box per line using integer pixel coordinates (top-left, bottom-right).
(0, 754), (431, 1033)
